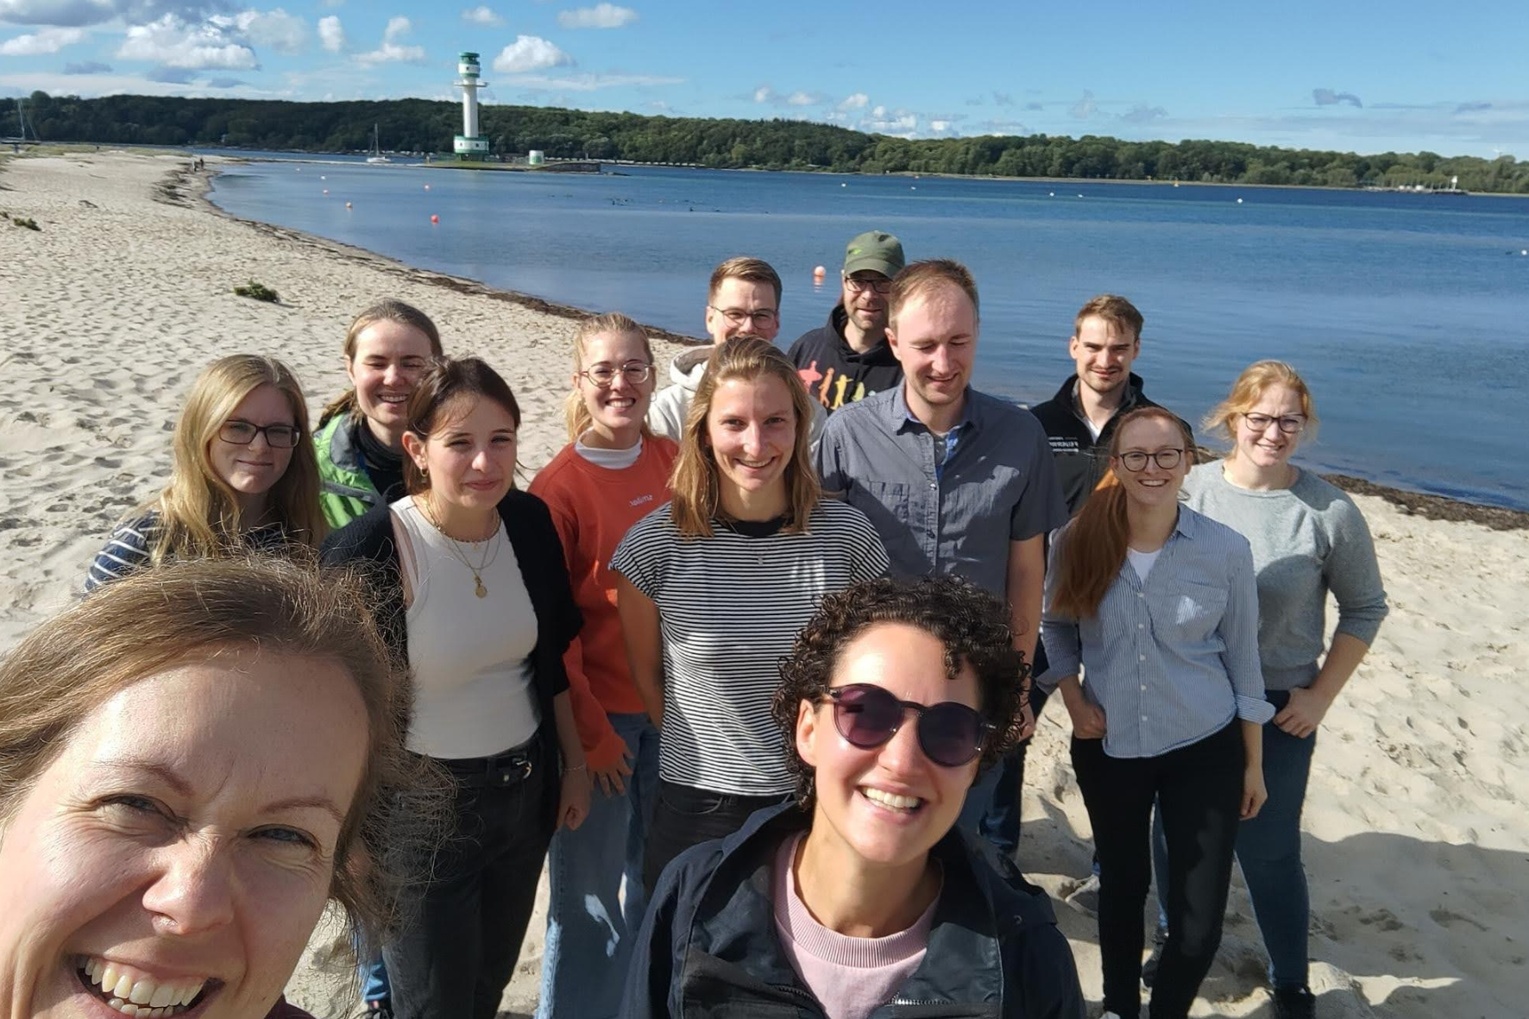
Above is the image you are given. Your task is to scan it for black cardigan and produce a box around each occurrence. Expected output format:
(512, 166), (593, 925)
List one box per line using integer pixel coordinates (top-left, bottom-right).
(320, 490), (583, 815)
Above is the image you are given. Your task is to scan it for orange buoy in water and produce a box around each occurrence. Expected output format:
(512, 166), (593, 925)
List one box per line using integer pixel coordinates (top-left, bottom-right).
(813, 265), (826, 280)
(430, 214), (440, 224)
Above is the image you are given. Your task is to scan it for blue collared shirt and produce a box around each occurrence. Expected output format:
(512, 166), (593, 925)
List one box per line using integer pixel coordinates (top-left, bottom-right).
(1037, 507), (1275, 759)
(815, 385), (1067, 597)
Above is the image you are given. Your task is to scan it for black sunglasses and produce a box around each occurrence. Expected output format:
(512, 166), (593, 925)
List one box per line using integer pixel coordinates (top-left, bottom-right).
(823, 683), (988, 768)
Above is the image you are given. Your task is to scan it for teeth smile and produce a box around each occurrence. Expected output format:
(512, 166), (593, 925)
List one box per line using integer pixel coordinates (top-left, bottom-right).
(862, 787), (922, 811)
(78, 957), (206, 1016)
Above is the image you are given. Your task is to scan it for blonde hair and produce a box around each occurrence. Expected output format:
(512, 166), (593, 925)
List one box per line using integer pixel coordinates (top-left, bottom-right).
(1205, 360), (1319, 456)
(889, 259), (980, 325)
(709, 256), (783, 304)
(319, 299), (444, 427)
(0, 556), (445, 954)
(669, 335), (820, 538)
(563, 312), (654, 441)
(152, 354), (326, 561)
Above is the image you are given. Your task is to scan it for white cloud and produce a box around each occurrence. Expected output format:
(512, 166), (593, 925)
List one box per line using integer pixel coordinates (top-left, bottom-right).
(753, 85), (773, 103)
(1069, 89), (1098, 119)
(786, 90), (820, 107)
(557, 2), (635, 28)
(0, 25), (83, 53)
(117, 13), (258, 70)
(316, 13), (341, 51)
(355, 15), (423, 65)
(0, 1), (226, 28)
(492, 34), (572, 73)
(227, 8), (304, 53)
(461, 4), (502, 25)
(838, 92), (868, 111)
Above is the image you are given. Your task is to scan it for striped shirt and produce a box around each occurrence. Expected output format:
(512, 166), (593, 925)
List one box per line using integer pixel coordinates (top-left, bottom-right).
(84, 511), (288, 592)
(1037, 506), (1274, 759)
(610, 500), (889, 795)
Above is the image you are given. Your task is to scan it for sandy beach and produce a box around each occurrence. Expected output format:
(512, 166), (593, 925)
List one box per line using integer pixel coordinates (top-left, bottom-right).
(2, 151), (1524, 1018)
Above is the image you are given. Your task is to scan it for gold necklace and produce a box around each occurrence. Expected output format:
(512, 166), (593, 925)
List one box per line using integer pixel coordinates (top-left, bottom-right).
(418, 495), (501, 598)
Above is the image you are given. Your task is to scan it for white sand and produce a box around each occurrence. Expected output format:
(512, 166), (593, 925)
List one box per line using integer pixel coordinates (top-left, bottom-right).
(1, 151), (1524, 1018)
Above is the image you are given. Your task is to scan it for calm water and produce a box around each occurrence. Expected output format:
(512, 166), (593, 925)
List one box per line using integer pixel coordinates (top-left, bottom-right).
(207, 155), (1529, 510)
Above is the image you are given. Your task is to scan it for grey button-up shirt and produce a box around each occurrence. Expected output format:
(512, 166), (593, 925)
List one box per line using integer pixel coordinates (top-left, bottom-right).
(815, 385), (1067, 596)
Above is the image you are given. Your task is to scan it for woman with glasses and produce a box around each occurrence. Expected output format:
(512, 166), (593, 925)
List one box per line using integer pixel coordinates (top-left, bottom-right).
(86, 354), (325, 590)
(1165, 361), (1388, 1019)
(621, 577), (1085, 1019)
(611, 335), (889, 895)
(528, 313), (677, 1019)
(1038, 406), (1271, 1019)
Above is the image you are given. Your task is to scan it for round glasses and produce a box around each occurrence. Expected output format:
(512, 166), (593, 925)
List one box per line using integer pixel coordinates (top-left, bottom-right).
(579, 362), (654, 388)
(843, 275), (893, 295)
(1116, 448), (1184, 472)
(708, 306), (779, 328)
(1241, 412), (1306, 435)
(218, 420), (301, 448)
(824, 683), (988, 768)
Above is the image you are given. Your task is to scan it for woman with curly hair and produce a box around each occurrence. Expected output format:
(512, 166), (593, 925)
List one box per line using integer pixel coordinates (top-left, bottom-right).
(621, 576), (1085, 1019)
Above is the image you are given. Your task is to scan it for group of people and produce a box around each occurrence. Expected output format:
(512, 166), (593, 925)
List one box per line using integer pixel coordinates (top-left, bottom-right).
(0, 230), (1388, 1019)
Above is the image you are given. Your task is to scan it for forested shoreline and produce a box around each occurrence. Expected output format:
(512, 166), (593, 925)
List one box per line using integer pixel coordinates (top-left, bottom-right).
(14, 91), (1528, 193)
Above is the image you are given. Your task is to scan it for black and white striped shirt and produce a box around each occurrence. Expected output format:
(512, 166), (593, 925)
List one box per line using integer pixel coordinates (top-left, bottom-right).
(610, 500), (889, 795)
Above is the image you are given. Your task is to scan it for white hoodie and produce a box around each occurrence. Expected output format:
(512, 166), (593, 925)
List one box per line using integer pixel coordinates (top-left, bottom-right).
(645, 347), (826, 449)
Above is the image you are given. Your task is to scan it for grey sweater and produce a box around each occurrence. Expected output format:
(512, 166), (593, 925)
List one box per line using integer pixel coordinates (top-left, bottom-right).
(1181, 462), (1389, 691)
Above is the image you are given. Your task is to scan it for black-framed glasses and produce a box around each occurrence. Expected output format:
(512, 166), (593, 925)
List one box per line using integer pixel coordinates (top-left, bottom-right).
(1116, 448), (1184, 472)
(843, 274), (893, 295)
(824, 683), (988, 768)
(708, 305), (779, 328)
(218, 420), (301, 448)
(579, 362), (654, 388)
(1241, 412), (1306, 435)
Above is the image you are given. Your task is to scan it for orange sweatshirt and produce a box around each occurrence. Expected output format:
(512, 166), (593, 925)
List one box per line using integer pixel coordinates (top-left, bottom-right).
(528, 437), (678, 771)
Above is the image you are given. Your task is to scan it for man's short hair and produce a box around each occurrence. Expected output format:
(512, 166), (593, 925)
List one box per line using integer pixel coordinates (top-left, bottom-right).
(709, 256), (783, 305)
(888, 259), (979, 325)
(1073, 294), (1143, 342)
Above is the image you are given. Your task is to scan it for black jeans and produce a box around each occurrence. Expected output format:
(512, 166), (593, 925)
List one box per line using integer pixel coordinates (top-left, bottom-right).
(385, 735), (556, 1019)
(1072, 722), (1243, 1019)
(642, 779), (789, 893)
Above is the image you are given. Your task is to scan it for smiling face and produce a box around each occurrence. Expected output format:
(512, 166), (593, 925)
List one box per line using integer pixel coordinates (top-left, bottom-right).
(704, 277), (781, 344)
(406, 394), (518, 514)
(1233, 383), (1305, 469)
(0, 650), (369, 1019)
(345, 319), (435, 447)
(796, 622), (981, 871)
(841, 272), (892, 340)
(576, 329), (655, 448)
(1111, 414), (1190, 509)
(706, 375), (796, 515)
(1069, 314), (1139, 397)
(206, 384), (296, 516)
(887, 284), (978, 425)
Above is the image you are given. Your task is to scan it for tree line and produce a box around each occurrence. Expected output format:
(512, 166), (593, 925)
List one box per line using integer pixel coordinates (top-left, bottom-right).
(15, 90), (1529, 194)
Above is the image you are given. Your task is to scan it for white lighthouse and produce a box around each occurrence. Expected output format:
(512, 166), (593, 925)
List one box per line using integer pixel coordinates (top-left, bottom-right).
(454, 52), (489, 160)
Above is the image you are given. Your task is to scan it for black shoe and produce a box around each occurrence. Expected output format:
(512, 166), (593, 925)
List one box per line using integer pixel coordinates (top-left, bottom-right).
(1271, 985), (1316, 1019)
(1141, 929), (1167, 989)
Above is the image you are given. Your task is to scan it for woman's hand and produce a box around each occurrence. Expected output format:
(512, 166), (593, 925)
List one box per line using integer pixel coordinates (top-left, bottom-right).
(1066, 699), (1107, 740)
(558, 766), (593, 831)
(591, 750), (634, 798)
(1274, 686), (1331, 739)
(1240, 764), (1268, 819)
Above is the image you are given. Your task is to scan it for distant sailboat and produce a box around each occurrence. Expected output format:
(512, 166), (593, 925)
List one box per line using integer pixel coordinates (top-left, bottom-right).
(366, 124), (391, 164)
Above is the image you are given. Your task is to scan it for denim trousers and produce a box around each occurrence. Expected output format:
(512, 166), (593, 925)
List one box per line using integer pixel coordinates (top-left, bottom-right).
(384, 738), (555, 1019)
(1074, 722), (1243, 1019)
(642, 779), (790, 893)
(536, 712), (660, 1019)
(958, 649), (1050, 858)
(1151, 690), (1317, 990)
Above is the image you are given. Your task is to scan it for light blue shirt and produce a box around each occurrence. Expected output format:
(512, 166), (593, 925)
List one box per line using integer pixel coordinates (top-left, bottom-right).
(1038, 506), (1274, 759)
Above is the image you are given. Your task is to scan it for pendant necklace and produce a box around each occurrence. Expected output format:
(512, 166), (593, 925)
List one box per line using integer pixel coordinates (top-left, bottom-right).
(419, 495), (501, 598)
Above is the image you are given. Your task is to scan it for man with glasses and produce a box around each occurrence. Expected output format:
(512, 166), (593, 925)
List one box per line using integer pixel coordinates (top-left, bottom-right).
(787, 230), (907, 414)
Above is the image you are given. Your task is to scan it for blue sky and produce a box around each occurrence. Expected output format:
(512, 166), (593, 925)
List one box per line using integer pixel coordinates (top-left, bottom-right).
(2, 0), (1526, 159)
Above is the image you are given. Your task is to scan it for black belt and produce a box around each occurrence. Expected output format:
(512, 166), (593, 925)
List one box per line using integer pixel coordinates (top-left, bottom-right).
(438, 731), (542, 788)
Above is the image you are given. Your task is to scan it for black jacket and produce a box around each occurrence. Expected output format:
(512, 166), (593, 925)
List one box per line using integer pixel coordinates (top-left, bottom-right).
(621, 803), (1085, 1019)
(319, 490), (582, 822)
(1029, 373), (1187, 516)
(786, 304), (904, 414)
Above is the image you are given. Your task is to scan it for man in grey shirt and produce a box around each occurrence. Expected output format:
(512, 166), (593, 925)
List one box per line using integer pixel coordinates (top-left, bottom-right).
(816, 258), (1067, 853)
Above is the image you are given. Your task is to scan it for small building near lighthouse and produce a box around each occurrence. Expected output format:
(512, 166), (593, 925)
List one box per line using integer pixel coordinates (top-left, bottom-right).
(454, 52), (489, 161)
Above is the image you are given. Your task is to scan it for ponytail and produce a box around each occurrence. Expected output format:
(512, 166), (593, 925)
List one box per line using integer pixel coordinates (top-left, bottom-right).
(1049, 473), (1129, 619)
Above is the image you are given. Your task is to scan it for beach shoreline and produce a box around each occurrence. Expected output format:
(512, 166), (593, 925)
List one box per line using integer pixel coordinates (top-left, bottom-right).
(3, 151), (1526, 1019)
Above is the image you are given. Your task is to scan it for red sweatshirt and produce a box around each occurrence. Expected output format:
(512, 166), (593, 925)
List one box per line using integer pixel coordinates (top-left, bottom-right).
(529, 437), (678, 770)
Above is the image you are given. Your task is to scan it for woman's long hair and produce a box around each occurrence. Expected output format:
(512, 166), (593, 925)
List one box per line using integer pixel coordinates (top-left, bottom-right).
(319, 299), (443, 427)
(563, 312), (654, 442)
(1049, 406), (1193, 620)
(153, 354), (326, 560)
(669, 335), (819, 538)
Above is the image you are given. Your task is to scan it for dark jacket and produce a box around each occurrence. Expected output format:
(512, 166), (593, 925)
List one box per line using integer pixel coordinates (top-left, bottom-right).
(621, 803), (1085, 1019)
(319, 490), (582, 822)
(1029, 373), (1187, 516)
(787, 305), (904, 414)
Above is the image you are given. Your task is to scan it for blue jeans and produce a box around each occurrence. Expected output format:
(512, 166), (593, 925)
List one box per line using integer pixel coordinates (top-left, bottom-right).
(359, 952), (389, 1004)
(1152, 690), (1317, 990)
(536, 713), (659, 1019)
(958, 682), (1049, 857)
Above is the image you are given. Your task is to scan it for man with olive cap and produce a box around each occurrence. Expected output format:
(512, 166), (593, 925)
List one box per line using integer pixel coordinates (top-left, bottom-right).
(787, 230), (906, 414)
